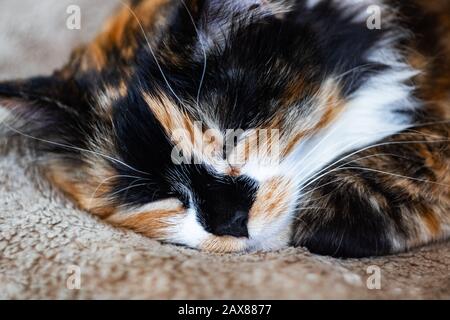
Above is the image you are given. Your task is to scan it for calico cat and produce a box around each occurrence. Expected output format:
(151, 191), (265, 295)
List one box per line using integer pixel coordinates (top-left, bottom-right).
(0, 0), (449, 258)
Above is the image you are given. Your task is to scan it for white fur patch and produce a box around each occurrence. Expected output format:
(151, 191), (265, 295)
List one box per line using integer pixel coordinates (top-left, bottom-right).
(165, 208), (211, 248)
(286, 69), (416, 186)
(247, 204), (296, 251)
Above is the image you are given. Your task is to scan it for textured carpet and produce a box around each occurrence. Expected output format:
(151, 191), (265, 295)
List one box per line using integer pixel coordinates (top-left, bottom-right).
(0, 0), (449, 300)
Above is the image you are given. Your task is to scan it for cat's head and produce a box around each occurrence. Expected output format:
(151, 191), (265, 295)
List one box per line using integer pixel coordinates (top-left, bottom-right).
(0, 0), (414, 252)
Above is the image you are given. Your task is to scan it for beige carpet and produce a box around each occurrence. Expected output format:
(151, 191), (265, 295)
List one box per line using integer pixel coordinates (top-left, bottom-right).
(0, 0), (449, 300)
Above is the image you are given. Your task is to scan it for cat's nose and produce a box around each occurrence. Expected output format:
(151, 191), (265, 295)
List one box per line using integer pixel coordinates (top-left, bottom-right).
(213, 210), (249, 238)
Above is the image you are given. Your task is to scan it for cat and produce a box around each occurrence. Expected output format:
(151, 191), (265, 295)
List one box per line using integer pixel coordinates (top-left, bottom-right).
(0, 0), (449, 258)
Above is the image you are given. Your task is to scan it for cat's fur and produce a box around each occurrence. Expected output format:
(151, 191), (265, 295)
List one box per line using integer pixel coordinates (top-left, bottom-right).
(0, 0), (449, 257)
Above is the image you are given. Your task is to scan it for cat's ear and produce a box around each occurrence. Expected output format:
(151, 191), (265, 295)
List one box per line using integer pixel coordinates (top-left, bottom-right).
(0, 71), (89, 135)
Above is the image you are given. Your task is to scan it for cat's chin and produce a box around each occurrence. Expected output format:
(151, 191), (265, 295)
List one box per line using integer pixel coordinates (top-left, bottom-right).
(194, 224), (293, 254)
(167, 228), (291, 254)
(197, 234), (290, 254)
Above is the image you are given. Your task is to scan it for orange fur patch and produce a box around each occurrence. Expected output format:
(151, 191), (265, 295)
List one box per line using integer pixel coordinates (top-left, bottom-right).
(108, 201), (184, 239)
(143, 92), (228, 168)
(421, 209), (442, 236)
(143, 93), (198, 155)
(281, 80), (345, 157)
(249, 177), (296, 221)
(45, 160), (117, 218)
(82, 0), (170, 70)
(281, 76), (308, 107)
(201, 236), (247, 253)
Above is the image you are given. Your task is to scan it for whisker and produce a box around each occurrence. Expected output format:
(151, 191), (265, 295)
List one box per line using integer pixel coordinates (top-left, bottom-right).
(298, 158), (449, 202)
(289, 92), (349, 178)
(107, 180), (149, 200)
(87, 174), (149, 209)
(289, 116), (449, 182)
(407, 119), (450, 128)
(180, 0), (207, 110)
(291, 214), (319, 238)
(295, 151), (428, 207)
(2, 122), (150, 176)
(118, 0), (187, 108)
(402, 128), (450, 140)
(297, 138), (450, 194)
(335, 166), (450, 188)
(297, 177), (344, 202)
(333, 63), (378, 81)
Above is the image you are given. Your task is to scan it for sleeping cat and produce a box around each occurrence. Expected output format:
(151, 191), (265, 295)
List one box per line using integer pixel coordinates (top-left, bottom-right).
(0, 0), (449, 258)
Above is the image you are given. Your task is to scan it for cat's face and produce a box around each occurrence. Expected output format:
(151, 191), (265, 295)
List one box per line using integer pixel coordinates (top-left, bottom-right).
(0, 0), (414, 253)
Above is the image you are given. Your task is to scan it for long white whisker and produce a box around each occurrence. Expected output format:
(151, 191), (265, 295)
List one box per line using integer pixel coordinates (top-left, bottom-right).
(87, 174), (148, 209)
(296, 153), (406, 197)
(333, 63), (377, 81)
(407, 119), (450, 128)
(3, 122), (150, 176)
(289, 96), (347, 179)
(180, 0), (207, 110)
(107, 180), (149, 199)
(295, 177), (343, 203)
(336, 166), (450, 188)
(299, 150), (449, 197)
(118, 0), (186, 108)
(289, 116), (449, 183)
(297, 138), (450, 194)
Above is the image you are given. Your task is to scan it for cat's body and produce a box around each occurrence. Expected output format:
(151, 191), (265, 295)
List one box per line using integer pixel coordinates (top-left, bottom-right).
(0, 0), (449, 257)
